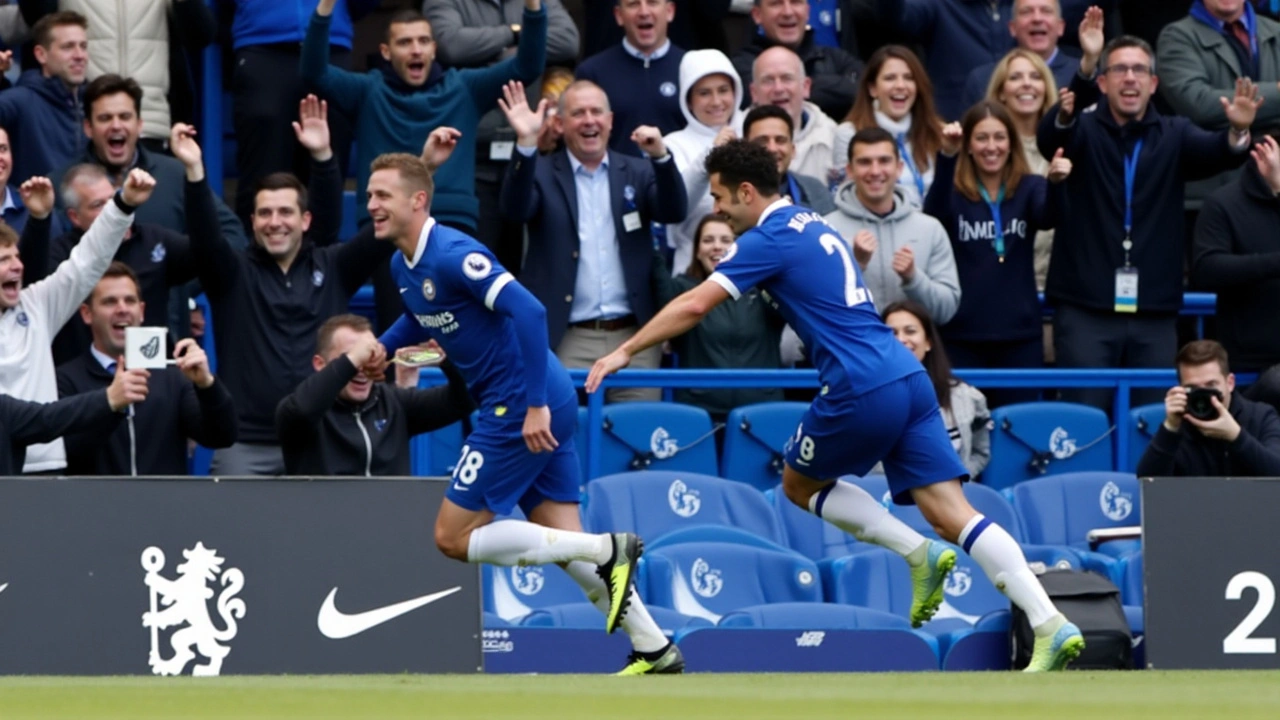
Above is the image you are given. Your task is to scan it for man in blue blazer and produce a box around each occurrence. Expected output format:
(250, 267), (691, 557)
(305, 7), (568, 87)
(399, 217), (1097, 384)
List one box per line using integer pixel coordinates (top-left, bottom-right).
(499, 80), (688, 401)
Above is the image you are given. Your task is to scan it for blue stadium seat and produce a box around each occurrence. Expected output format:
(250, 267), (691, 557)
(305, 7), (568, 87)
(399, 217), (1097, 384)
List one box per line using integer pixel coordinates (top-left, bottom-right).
(483, 611), (510, 628)
(521, 603), (713, 636)
(719, 402), (807, 491)
(717, 602), (910, 630)
(1010, 471), (1142, 560)
(1128, 403), (1166, 472)
(582, 470), (785, 546)
(824, 547), (1011, 625)
(1120, 550), (1144, 607)
(481, 563), (587, 623)
(984, 402), (1115, 491)
(766, 487), (863, 561)
(642, 542), (822, 622)
(409, 420), (464, 477)
(646, 525), (790, 553)
(889, 481), (1026, 541)
(592, 402), (719, 478)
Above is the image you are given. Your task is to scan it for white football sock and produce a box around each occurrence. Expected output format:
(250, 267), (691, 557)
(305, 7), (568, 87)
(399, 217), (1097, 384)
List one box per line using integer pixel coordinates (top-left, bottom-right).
(808, 480), (928, 559)
(563, 561), (668, 653)
(466, 520), (612, 566)
(959, 514), (1060, 630)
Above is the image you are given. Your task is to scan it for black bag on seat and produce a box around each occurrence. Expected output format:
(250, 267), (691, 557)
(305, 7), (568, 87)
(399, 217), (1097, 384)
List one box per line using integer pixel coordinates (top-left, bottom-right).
(1011, 569), (1132, 670)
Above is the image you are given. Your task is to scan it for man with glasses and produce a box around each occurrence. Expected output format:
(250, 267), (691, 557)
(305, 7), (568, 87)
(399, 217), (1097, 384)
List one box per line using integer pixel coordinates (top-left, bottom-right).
(1037, 29), (1260, 410)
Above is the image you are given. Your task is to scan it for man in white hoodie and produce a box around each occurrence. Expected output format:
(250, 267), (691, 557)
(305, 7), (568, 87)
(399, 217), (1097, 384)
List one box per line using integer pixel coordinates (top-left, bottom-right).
(750, 45), (838, 183)
(823, 126), (959, 324)
(663, 48), (745, 274)
(0, 169), (154, 473)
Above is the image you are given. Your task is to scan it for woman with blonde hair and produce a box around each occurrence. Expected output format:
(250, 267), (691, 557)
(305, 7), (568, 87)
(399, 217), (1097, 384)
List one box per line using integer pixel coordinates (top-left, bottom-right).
(832, 45), (944, 206)
(985, 48), (1065, 291)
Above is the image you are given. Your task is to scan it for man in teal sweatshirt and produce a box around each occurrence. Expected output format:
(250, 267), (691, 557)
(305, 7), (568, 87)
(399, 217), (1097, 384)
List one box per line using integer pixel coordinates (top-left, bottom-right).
(301, 0), (547, 328)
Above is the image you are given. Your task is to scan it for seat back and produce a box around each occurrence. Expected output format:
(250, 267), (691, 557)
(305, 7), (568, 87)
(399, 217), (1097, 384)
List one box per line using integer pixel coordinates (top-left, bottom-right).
(1127, 403), (1166, 472)
(766, 488), (863, 561)
(718, 602), (909, 630)
(826, 546), (1013, 624)
(890, 482), (1026, 542)
(481, 563), (586, 622)
(409, 421), (464, 477)
(592, 402), (719, 478)
(642, 542), (822, 622)
(985, 402), (1115, 490)
(1121, 550), (1144, 607)
(719, 402), (807, 491)
(1010, 472), (1141, 547)
(583, 470), (784, 545)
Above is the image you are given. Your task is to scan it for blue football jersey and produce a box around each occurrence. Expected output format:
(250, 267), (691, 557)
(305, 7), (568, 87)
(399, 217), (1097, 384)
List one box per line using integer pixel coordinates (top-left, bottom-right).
(709, 200), (921, 399)
(390, 221), (575, 415)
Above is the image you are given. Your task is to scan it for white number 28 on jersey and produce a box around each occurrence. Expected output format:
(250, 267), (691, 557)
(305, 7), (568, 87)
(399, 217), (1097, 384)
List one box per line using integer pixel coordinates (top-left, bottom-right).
(819, 234), (869, 307)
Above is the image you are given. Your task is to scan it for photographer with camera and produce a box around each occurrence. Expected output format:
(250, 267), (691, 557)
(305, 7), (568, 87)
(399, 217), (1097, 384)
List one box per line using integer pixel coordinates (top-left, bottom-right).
(1137, 340), (1280, 477)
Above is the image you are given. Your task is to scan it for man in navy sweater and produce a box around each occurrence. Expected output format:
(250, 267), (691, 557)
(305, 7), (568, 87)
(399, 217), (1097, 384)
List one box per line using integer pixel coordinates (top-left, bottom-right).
(577, 0), (687, 157)
(0, 12), (88, 183)
(1038, 34), (1258, 409)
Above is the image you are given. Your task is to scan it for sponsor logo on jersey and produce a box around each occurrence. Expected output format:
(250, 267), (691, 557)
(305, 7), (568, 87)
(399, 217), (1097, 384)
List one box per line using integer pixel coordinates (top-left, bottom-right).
(414, 311), (459, 334)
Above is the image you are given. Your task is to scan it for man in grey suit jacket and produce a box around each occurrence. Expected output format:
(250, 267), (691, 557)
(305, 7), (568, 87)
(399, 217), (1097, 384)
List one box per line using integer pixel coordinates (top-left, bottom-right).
(1159, 0), (1280, 207)
(498, 80), (688, 402)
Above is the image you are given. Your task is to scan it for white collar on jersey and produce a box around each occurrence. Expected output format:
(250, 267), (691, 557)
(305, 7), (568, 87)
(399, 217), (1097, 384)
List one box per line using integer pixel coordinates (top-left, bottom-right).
(404, 217), (437, 270)
(757, 197), (793, 227)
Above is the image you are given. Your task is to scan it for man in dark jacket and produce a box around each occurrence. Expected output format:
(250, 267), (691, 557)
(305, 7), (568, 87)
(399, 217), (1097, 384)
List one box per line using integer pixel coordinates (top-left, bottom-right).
(1037, 34), (1259, 409)
(1, 365), (148, 476)
(732, 0), (862, 120)
(56, 262), (236, 476)
(1137, 340), (1280, 477)
(499, 79), (688, 402)
(276, 314), (473, 476)
(171, 102), (393, 477)
(1192, 135), (1280, 374)
(0, 11), (88, 183)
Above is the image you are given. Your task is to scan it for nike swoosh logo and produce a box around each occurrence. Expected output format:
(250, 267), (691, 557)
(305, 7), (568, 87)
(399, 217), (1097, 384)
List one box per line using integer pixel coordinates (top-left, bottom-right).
(399, 288), (408, 294)
(0, 583), (7, 594)
(317, 586), (461, 639)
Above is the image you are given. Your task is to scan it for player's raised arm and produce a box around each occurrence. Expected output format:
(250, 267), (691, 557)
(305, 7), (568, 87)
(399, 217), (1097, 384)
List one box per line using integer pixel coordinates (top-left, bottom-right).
(586, 280), (729, 394)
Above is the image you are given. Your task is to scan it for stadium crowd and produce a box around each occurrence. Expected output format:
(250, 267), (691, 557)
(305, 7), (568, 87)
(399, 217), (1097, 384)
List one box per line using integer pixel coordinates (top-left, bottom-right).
(0, 0), (1279, 482)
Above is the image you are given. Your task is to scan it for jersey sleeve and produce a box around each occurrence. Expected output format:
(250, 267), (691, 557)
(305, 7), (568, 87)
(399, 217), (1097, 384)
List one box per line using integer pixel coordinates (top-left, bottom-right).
(444, 244), (515, 310)
(707, 228), (783, 300)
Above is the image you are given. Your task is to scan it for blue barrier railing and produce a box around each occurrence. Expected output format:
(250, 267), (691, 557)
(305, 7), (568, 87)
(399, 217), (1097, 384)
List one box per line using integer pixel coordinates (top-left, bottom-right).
(414, 367), (1211, 480)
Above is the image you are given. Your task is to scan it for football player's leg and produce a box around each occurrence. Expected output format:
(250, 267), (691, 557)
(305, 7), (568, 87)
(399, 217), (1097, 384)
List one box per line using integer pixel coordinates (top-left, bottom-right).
(528, 499), (682, 673)
(435, 433), (614, 568)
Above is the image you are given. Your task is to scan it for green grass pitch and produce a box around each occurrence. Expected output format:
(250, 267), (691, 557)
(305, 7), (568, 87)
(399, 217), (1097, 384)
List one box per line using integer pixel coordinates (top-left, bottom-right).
(4, 672), (1280, 719)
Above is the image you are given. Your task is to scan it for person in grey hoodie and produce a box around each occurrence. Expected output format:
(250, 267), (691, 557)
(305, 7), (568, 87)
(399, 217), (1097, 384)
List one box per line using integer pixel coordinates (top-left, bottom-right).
(823, 125), (960, 324)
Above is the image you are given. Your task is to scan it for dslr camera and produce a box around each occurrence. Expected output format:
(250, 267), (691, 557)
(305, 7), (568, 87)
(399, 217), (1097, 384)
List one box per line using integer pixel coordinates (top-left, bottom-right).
(1184, 386), (1223, 421)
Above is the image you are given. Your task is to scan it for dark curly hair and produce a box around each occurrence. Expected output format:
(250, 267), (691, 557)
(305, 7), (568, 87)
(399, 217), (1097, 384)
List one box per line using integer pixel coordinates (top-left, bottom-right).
(704, 140), (780, 197)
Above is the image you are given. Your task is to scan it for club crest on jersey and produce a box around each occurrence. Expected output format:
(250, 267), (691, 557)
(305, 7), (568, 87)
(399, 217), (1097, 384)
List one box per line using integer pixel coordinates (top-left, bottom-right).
(151, 243), (166, 263)
(463, 253), (492, 280)
(312, 270), (324, 287)
(422, 278), (436, 301)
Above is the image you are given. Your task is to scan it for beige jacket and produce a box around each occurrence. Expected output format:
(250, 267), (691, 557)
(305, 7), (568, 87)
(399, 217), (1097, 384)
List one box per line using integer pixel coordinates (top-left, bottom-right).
(63, 0), (172, 140)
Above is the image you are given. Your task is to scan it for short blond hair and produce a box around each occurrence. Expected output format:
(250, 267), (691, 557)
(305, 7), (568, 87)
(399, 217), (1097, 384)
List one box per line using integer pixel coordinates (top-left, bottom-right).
(370, 152), (434, 201)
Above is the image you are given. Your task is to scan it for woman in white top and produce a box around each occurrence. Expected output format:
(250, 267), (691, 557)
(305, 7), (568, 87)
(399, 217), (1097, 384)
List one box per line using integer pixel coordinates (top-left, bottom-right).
(663, 49), (745, 275)
(832, 45), (943, 208)
(985, 48), (1061, 292)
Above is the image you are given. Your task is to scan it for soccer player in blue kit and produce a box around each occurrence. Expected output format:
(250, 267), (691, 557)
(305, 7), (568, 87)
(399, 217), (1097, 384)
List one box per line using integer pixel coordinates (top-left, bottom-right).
(370, 152), (684, 675)
(589, 139), (1085, 672)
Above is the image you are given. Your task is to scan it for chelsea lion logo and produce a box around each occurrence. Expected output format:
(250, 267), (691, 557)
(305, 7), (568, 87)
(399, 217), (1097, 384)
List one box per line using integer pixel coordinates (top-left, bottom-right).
(659, 82), (677, 97)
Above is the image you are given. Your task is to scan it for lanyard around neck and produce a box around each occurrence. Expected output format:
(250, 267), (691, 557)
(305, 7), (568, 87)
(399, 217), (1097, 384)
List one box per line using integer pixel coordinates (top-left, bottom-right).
(977, 182), (1007, 262)
(1123, 137), (1143, 267)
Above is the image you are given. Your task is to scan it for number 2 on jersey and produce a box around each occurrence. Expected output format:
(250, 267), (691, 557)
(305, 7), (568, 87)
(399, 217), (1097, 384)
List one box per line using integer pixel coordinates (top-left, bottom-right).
(819, 233), (869, 307)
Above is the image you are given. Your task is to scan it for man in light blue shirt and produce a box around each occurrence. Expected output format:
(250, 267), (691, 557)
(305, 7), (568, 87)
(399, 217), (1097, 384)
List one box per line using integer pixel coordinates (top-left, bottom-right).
(499, 79), (688, 401)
